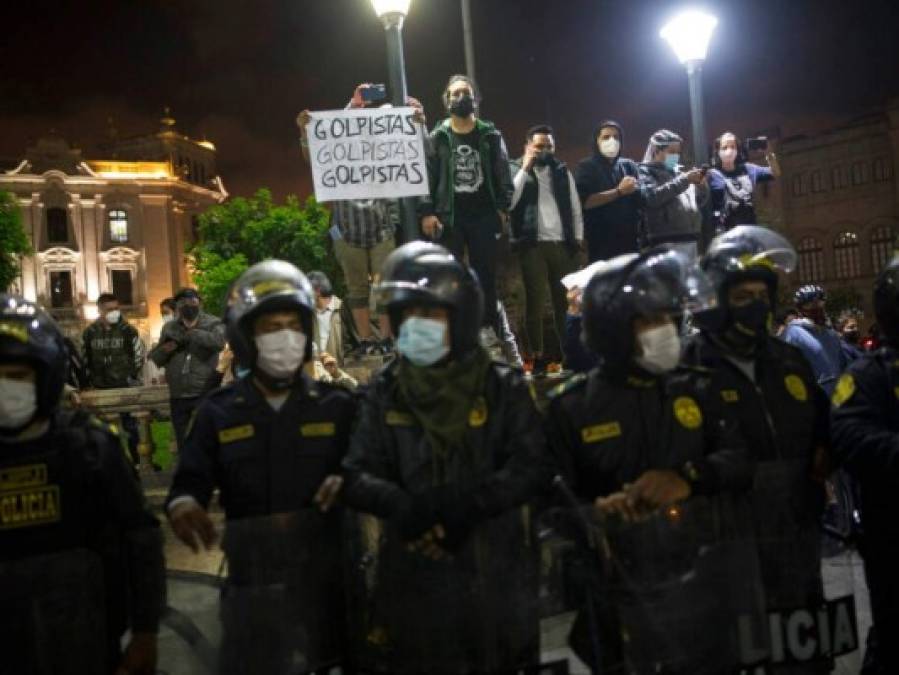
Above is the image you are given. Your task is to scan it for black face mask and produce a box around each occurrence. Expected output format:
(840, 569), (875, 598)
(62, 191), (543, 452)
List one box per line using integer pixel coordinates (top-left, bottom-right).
(448, 94), (475, 118)
(534, 150), (555, 167)
(843, 330), (860, 345)
(723, 299), (771, 353)
(180, 305), (199, 321)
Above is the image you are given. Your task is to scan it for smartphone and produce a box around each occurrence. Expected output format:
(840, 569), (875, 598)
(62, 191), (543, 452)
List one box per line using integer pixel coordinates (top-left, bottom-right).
(361, 84), (387, 103)
(745, 136), (769, 152)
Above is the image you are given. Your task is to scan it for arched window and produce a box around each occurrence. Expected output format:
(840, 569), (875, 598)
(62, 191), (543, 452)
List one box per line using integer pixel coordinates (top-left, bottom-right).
(46, 207), (68, 244)
(109, 209), (129, 243)
(833, 231), (861, 279)
(791, 174), (806, 197)
(871, 225), (896, 273)
(797, 237), (824, 283)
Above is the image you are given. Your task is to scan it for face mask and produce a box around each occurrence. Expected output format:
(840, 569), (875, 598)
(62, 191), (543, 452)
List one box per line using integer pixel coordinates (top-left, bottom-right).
(397, 317), (450, 367)
(180, 305), (200, 321)
(843, 330), (860, 345)
(162, 313), (175, 323)
(804, 307), (827, 326)
(725, 300), (771, 352)
(599, 137), (620, 159)
(448, 94), (475, 118)
(663, 153), (680, 171)
(534, 150), (555, 167)
(105, 310), (121, 324)
(0, 379), (38, 430)
(635, 323), (681, 374)
(719, 148), (738, 165)
(255, 329), (307, 379)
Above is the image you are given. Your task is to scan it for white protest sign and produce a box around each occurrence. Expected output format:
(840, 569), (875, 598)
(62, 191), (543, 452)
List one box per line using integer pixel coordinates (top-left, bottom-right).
(306, 107), (429, 201)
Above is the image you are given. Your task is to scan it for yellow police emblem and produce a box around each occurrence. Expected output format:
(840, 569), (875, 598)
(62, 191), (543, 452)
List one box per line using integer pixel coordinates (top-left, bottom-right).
(301, 422), (336, 437)
(673, 396), (703, 430)
(784, 374), (808, 402)
(581, 421), (622, 443)
(469, 398), (488, 427)
(720, 389), (739, 403)
(831, 374), (856, 408)
(218, 424), (254, 443)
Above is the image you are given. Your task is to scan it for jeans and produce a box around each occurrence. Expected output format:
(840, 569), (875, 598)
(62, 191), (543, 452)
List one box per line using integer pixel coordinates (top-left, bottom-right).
(518, 241), (579, 357)
(442, 212), (501, 330)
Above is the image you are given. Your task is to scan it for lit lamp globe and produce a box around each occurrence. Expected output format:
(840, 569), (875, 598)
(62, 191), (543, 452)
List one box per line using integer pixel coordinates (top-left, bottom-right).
(660, 10), (718, 64)
(372, 0), (411, 24)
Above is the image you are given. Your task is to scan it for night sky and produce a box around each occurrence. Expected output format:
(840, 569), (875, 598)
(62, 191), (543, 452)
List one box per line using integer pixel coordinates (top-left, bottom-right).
(2, 0), (898, 200)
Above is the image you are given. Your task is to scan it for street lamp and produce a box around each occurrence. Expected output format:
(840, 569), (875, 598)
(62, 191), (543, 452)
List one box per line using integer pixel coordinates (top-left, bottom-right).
(371, 0), (417, 242)
(660, 10), (717, 165)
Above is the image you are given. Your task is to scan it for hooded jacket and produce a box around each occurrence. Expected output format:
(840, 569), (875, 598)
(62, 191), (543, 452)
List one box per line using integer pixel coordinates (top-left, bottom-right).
(638, 161), (709, 246)
(417, 118), (514, 231)
(573, 121), (642, 262)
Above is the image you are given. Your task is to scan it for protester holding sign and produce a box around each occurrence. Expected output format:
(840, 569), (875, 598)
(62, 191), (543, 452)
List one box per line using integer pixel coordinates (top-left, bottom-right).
(419, 74), (514, 340)
(298, 85), (427, 355)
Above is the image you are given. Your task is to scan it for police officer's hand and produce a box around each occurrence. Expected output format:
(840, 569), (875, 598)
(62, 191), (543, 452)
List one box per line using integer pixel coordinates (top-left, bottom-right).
(407, 525), (447, 560)
(169, 501), (217, 553)
(313, 474), (343, 513)
(116, 631), (157, 675)
(421, 215), (443, 240)
(595, 490), (647, 524)
(627, 469), (691, 511)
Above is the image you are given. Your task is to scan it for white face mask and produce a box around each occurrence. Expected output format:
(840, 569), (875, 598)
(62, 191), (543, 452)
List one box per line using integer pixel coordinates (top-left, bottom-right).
(719, 147), (738, 165)
(161, 313), (175, 323)
(254, 329), (307, 379)
(105, 310), (121, 324)
(635, 323), (681, 374)
(0, 378), (38, 429)
(599, 137), (620, 159)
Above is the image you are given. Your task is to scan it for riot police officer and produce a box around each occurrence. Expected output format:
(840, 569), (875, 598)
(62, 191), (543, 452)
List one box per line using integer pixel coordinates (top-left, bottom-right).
(546, 249), (760, 674)
(341, 241), (552, 675)
(831, 255), (899, 674)
(0, 294), (165, 675)
(166, 260), (357, 674)
(685, 226), (832, 673)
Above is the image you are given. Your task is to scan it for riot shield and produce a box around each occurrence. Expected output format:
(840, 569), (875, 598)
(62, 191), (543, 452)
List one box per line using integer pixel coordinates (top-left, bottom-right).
(215, 509), (346, 675)
(346, 505), (542, 675)
(0, 548), (108, 675)
(748, 460), (861, 674)
(558, 495), (768, 675)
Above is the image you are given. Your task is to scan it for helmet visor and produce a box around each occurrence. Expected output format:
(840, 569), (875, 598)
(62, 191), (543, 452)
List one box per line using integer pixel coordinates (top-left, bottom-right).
(707, 225), (797, 275)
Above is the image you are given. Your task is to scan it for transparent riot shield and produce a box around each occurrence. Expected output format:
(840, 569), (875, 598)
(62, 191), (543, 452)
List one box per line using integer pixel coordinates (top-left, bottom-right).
(749, 460), (862, 675)
(554, 494), (768, 675)
(214, 509), (346, 675)
(0, 548), (109, 675)
(345, 505), (542, 675)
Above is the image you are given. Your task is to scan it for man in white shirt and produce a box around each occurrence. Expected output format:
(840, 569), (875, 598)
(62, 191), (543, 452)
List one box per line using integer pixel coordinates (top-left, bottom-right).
(307, 271), (346, 365)
(510, 125), (584, 376)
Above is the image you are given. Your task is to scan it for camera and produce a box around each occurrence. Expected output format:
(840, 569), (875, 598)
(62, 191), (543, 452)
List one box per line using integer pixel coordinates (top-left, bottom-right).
(361, 84), (387, 103)
(745, 136), (769, 152)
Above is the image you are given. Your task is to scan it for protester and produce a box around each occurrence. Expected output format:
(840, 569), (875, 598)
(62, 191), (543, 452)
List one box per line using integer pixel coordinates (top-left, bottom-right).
(307, 270), (348, 365)
(318, 351), (358, 389)
(574, 120), (642, 262)
(419, 74), (514, 340)
(510, 124), (584, 376)
(148, 288), (225, 451)
(638, 129), (708, 260)
(708, 132), (780, 232)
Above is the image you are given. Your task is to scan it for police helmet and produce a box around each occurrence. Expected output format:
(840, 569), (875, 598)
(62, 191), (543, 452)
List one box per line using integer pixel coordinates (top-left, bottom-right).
(699, 225), (796, 329)
(225, 260), (316, 372)
(874, 254), (899, 347)
(794, 284), (826, 307)
(375, 241), (484, 357)
(0, 295), (68, 429)
(582, 248), (715, 379)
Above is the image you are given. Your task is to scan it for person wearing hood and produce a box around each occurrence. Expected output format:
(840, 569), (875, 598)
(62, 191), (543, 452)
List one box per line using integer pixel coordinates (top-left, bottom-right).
(638, 129), (709, 260)
(574, 120), (642, 263)
(342, 242), (551, 674)
(419, 74), (514, 339)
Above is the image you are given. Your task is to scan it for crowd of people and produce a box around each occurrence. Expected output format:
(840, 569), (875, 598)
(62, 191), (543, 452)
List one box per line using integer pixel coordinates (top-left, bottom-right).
(1, 72), (897, 675)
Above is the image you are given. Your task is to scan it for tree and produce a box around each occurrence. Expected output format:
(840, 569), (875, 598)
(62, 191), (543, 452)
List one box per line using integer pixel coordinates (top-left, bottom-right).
(189, 189), (340, 316)
(0, 191), (32, 292)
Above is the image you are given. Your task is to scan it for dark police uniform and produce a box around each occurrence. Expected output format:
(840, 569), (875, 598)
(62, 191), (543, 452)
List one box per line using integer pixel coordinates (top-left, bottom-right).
(831, 347), (899, 672)
(547, 366), (759, 674)
(0, 409), (165, 674)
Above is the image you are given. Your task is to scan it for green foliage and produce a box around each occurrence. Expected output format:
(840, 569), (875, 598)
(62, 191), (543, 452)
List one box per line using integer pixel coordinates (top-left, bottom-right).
(0, 191), (32, 291)
(189, 189), (341, 316)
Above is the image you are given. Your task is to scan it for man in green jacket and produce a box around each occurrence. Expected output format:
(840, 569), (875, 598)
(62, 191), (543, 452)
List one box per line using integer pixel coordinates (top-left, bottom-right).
(419, 74), (514, 340)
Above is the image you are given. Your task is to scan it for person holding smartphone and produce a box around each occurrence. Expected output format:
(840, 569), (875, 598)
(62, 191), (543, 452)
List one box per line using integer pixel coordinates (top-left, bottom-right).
(708, 132), (781, 232)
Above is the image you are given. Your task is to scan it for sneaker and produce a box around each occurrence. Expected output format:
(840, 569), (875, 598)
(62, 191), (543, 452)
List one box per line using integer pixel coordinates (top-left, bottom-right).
(545, 361), (564, 378)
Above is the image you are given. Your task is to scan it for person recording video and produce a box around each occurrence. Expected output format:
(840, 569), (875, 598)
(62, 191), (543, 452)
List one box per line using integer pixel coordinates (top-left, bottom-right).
(708, 132), (781, 232)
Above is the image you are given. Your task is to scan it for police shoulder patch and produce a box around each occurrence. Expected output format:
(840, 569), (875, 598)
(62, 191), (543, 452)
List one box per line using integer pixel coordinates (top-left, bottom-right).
(385, 410), (415, 426)
(784, 374), (808, 402)
(300, 422), (336, 437)
(581, 421), (622, 444)
(831, 374), (856, 408)
(673, 396), (703, 430)
(720, 389), (740, 403)
(218, 424), (254, 443)
(548, 373), (587, 400)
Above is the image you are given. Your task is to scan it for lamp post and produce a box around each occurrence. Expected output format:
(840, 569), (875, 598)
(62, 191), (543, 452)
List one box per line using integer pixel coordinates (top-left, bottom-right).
(372, 0), (417, 242)
(660, 10), (717, 165)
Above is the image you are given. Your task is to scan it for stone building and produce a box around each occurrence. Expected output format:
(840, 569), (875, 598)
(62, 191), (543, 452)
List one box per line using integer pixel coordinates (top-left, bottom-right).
(0, 112), (226, 343)
(754, 99), (899, 321)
